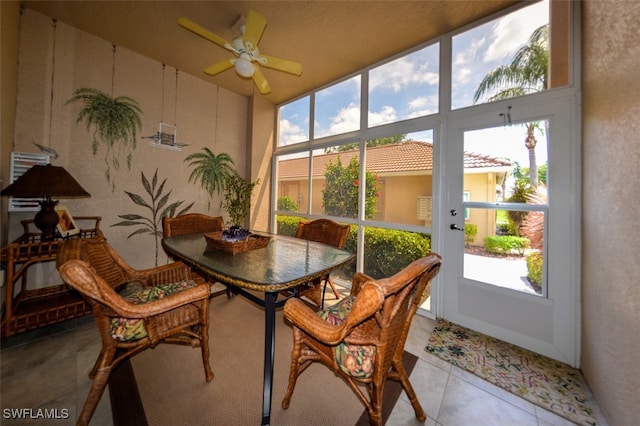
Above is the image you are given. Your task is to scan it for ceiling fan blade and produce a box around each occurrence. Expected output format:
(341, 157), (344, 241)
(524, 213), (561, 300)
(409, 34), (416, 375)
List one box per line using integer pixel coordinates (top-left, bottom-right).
(259, 54), (303, 76)
(243, 9), (267, 47)
(178, 17), (230, 49)
(204, 59), (234, 76)
(252, 67), (271, 95)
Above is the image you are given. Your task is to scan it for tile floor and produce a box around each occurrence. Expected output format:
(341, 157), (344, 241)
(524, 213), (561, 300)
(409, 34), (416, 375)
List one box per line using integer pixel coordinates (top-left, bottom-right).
(1, 300), (608, 426)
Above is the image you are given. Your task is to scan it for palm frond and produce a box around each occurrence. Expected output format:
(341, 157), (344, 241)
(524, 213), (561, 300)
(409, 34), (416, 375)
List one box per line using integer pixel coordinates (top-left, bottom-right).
(184, 148), (235, 198)
(111, 169), (193, 266)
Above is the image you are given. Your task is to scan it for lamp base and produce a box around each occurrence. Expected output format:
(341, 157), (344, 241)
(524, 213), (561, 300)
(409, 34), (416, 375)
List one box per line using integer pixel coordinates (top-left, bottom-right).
(34, 199), (59, 240)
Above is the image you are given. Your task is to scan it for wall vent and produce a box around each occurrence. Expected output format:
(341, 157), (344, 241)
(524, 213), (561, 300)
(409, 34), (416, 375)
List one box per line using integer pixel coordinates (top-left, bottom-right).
(417, 196), (432, 222)
(8, 152), (50, 212)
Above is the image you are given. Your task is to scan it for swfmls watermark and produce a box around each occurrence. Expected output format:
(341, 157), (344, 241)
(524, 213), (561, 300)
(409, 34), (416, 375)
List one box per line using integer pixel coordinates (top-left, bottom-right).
(2, 408), (70, 420)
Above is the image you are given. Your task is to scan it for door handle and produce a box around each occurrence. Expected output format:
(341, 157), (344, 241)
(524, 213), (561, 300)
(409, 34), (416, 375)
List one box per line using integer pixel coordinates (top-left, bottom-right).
(450, 224), (464, 231)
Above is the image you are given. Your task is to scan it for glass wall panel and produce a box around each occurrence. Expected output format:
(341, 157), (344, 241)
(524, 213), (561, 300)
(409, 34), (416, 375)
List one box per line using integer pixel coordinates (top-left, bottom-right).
(462, 121), (548, 296)
(464, 208), (545, 296)
(368, 43), (439, 127)
(363, 130), (434, 226)
(362, 226), (433, 280)
(278, 96), (310, 147)
(275, 152), (310, 215)
(311, 146), (361, 217)
(451, 0), (550, 109)
(314, 76), (361, 138)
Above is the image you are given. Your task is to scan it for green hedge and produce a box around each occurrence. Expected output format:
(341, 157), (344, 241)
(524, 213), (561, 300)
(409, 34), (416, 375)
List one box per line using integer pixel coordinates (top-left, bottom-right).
(526, 250), (543, 290)
(277, 196), (298, 212)
(483, 235), (530, 256)
(276, 215), (300, 237)
(464, 223), (478, 246)
(276, 216), (431, 279)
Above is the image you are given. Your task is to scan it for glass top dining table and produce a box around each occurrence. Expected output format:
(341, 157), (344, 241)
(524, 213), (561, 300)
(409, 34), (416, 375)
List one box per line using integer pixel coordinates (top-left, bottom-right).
(161, 232), (354, 425)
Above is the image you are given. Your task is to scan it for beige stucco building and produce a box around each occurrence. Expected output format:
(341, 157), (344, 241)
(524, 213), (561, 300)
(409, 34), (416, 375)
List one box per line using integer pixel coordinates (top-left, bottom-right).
(277, 141), (511, 242)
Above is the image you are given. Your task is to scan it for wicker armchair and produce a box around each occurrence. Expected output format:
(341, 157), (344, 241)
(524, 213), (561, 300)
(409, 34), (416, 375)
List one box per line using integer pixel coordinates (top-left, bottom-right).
(56, 238), (213, 426)
(295, 219), (350, 308)
(162, 213), (227, 296)
(162, 213), (224, 238)
(281, 253), (442, 426)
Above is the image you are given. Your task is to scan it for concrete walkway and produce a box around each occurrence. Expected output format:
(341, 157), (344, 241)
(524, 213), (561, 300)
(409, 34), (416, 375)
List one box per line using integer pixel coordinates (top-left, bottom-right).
(464, 253), (538, 294)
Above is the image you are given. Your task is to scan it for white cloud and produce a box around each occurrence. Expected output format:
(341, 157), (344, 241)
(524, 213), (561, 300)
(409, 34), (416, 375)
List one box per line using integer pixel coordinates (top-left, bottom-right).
(279, 118), (308, 146)
(368, 105), (397, 127)
(315, 102), (361, 138)
(483, 0), (549, 63)
(452, 36), (487, 85)
(370, 56), (438, 93)
(407, 95), (438, 118)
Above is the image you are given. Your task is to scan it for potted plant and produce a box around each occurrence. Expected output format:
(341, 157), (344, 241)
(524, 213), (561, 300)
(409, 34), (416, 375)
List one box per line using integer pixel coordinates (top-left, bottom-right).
(222, 172), (261, 231)
(66, 88), (143, 189)
(184, 148), (260, 239)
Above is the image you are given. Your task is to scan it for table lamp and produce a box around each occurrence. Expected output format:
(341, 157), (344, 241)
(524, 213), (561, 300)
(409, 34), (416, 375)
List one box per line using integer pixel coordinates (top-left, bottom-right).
(1, 164), (90, 240)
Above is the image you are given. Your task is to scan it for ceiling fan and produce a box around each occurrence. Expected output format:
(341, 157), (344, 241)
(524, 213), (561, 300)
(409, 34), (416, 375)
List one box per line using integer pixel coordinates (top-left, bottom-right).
(178, 9), (303, 95)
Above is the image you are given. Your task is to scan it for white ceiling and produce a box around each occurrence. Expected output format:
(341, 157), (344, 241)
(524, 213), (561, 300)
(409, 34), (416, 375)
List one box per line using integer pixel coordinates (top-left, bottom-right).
(22, 0), (516, 105)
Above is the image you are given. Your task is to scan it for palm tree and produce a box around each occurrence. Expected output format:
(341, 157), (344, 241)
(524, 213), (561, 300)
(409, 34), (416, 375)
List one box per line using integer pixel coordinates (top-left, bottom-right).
(473, 24), (549, 186)
(184, 148), (235, 199)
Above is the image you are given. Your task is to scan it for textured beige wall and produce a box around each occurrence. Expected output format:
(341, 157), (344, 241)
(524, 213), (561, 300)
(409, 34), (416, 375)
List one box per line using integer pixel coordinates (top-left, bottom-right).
(582, 1), (640, 424)
(0, 1), (20, 246)
(8, 8), (250, 269)
(247, 95), (275, 232)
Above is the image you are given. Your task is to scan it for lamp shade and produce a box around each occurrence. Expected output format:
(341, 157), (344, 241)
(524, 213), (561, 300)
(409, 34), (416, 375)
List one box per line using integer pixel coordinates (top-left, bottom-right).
(1, 164), (90, 240)
(1, 164), (90, 198)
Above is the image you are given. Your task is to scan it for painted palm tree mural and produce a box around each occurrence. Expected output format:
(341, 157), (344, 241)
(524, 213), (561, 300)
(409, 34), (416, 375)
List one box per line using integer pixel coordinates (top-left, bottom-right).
(473, 24), (549, 187)
(111, 169), (194, 266)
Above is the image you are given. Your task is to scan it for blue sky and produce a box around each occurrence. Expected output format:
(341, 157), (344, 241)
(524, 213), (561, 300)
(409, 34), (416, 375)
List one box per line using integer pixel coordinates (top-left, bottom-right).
(279, 0), (549, 166)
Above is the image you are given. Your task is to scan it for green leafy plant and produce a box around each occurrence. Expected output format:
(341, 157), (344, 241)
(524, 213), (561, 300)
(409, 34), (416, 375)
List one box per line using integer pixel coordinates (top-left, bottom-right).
(111, 169), (193, 266)
(483, 235), (530, 256)
(321, 156), (381, 219)
(184, 148), (235, 200)
(223, 172), (260, 227)
(277, 196), (298, 212)
(526, 250), (543, 291)
(66, 88), (143, 190)
(464, 223), (478, 247)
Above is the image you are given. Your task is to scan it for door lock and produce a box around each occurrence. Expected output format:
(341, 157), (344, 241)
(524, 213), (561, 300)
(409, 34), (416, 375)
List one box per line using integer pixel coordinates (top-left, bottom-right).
(450, 224), (464, 231)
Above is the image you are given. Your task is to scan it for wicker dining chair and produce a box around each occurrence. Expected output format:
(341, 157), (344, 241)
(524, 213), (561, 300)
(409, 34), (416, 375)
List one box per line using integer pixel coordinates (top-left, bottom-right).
(56, 237), (213, 426)
(162, 213), (227, 296)
(295, 219), (350, 308)
(281, 253), (442, 426)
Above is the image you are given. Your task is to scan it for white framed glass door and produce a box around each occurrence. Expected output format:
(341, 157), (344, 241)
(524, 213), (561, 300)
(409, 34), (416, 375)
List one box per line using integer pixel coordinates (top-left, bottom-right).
(440, 97), (580, 366)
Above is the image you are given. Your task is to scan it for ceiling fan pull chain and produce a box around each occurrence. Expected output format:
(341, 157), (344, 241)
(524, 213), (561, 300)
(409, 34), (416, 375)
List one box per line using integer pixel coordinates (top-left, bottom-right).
(48, 19), (57, 149)
(111, 44), (117, 96)
(174, 68), (179, 127)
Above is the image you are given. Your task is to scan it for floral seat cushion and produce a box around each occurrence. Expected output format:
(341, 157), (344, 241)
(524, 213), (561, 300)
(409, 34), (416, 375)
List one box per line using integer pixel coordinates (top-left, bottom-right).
(318, 295), (377, 379)
(110, 279), (198, 341)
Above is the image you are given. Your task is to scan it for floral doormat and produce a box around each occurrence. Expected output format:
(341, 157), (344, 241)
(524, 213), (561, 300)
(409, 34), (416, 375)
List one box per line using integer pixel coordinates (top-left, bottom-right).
(425, 320), (596, 425)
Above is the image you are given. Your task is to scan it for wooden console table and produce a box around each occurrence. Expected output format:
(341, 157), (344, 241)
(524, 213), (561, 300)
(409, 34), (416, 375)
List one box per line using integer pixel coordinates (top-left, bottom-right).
(1, 217), (103, 338)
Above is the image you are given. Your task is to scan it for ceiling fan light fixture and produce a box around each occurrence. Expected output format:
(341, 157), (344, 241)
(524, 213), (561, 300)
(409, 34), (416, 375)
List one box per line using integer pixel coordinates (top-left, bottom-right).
(234, 56), (255, 78)
(178, 10), (302, 94)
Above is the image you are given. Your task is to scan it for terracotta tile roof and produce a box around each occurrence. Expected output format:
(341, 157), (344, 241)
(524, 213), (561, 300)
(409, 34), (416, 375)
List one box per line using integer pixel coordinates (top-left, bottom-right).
(277, 141), (512, 179)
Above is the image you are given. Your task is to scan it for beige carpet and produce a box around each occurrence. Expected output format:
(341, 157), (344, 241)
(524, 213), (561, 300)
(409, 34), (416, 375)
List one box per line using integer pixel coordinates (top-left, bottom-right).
(126, 294), (413, 425)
